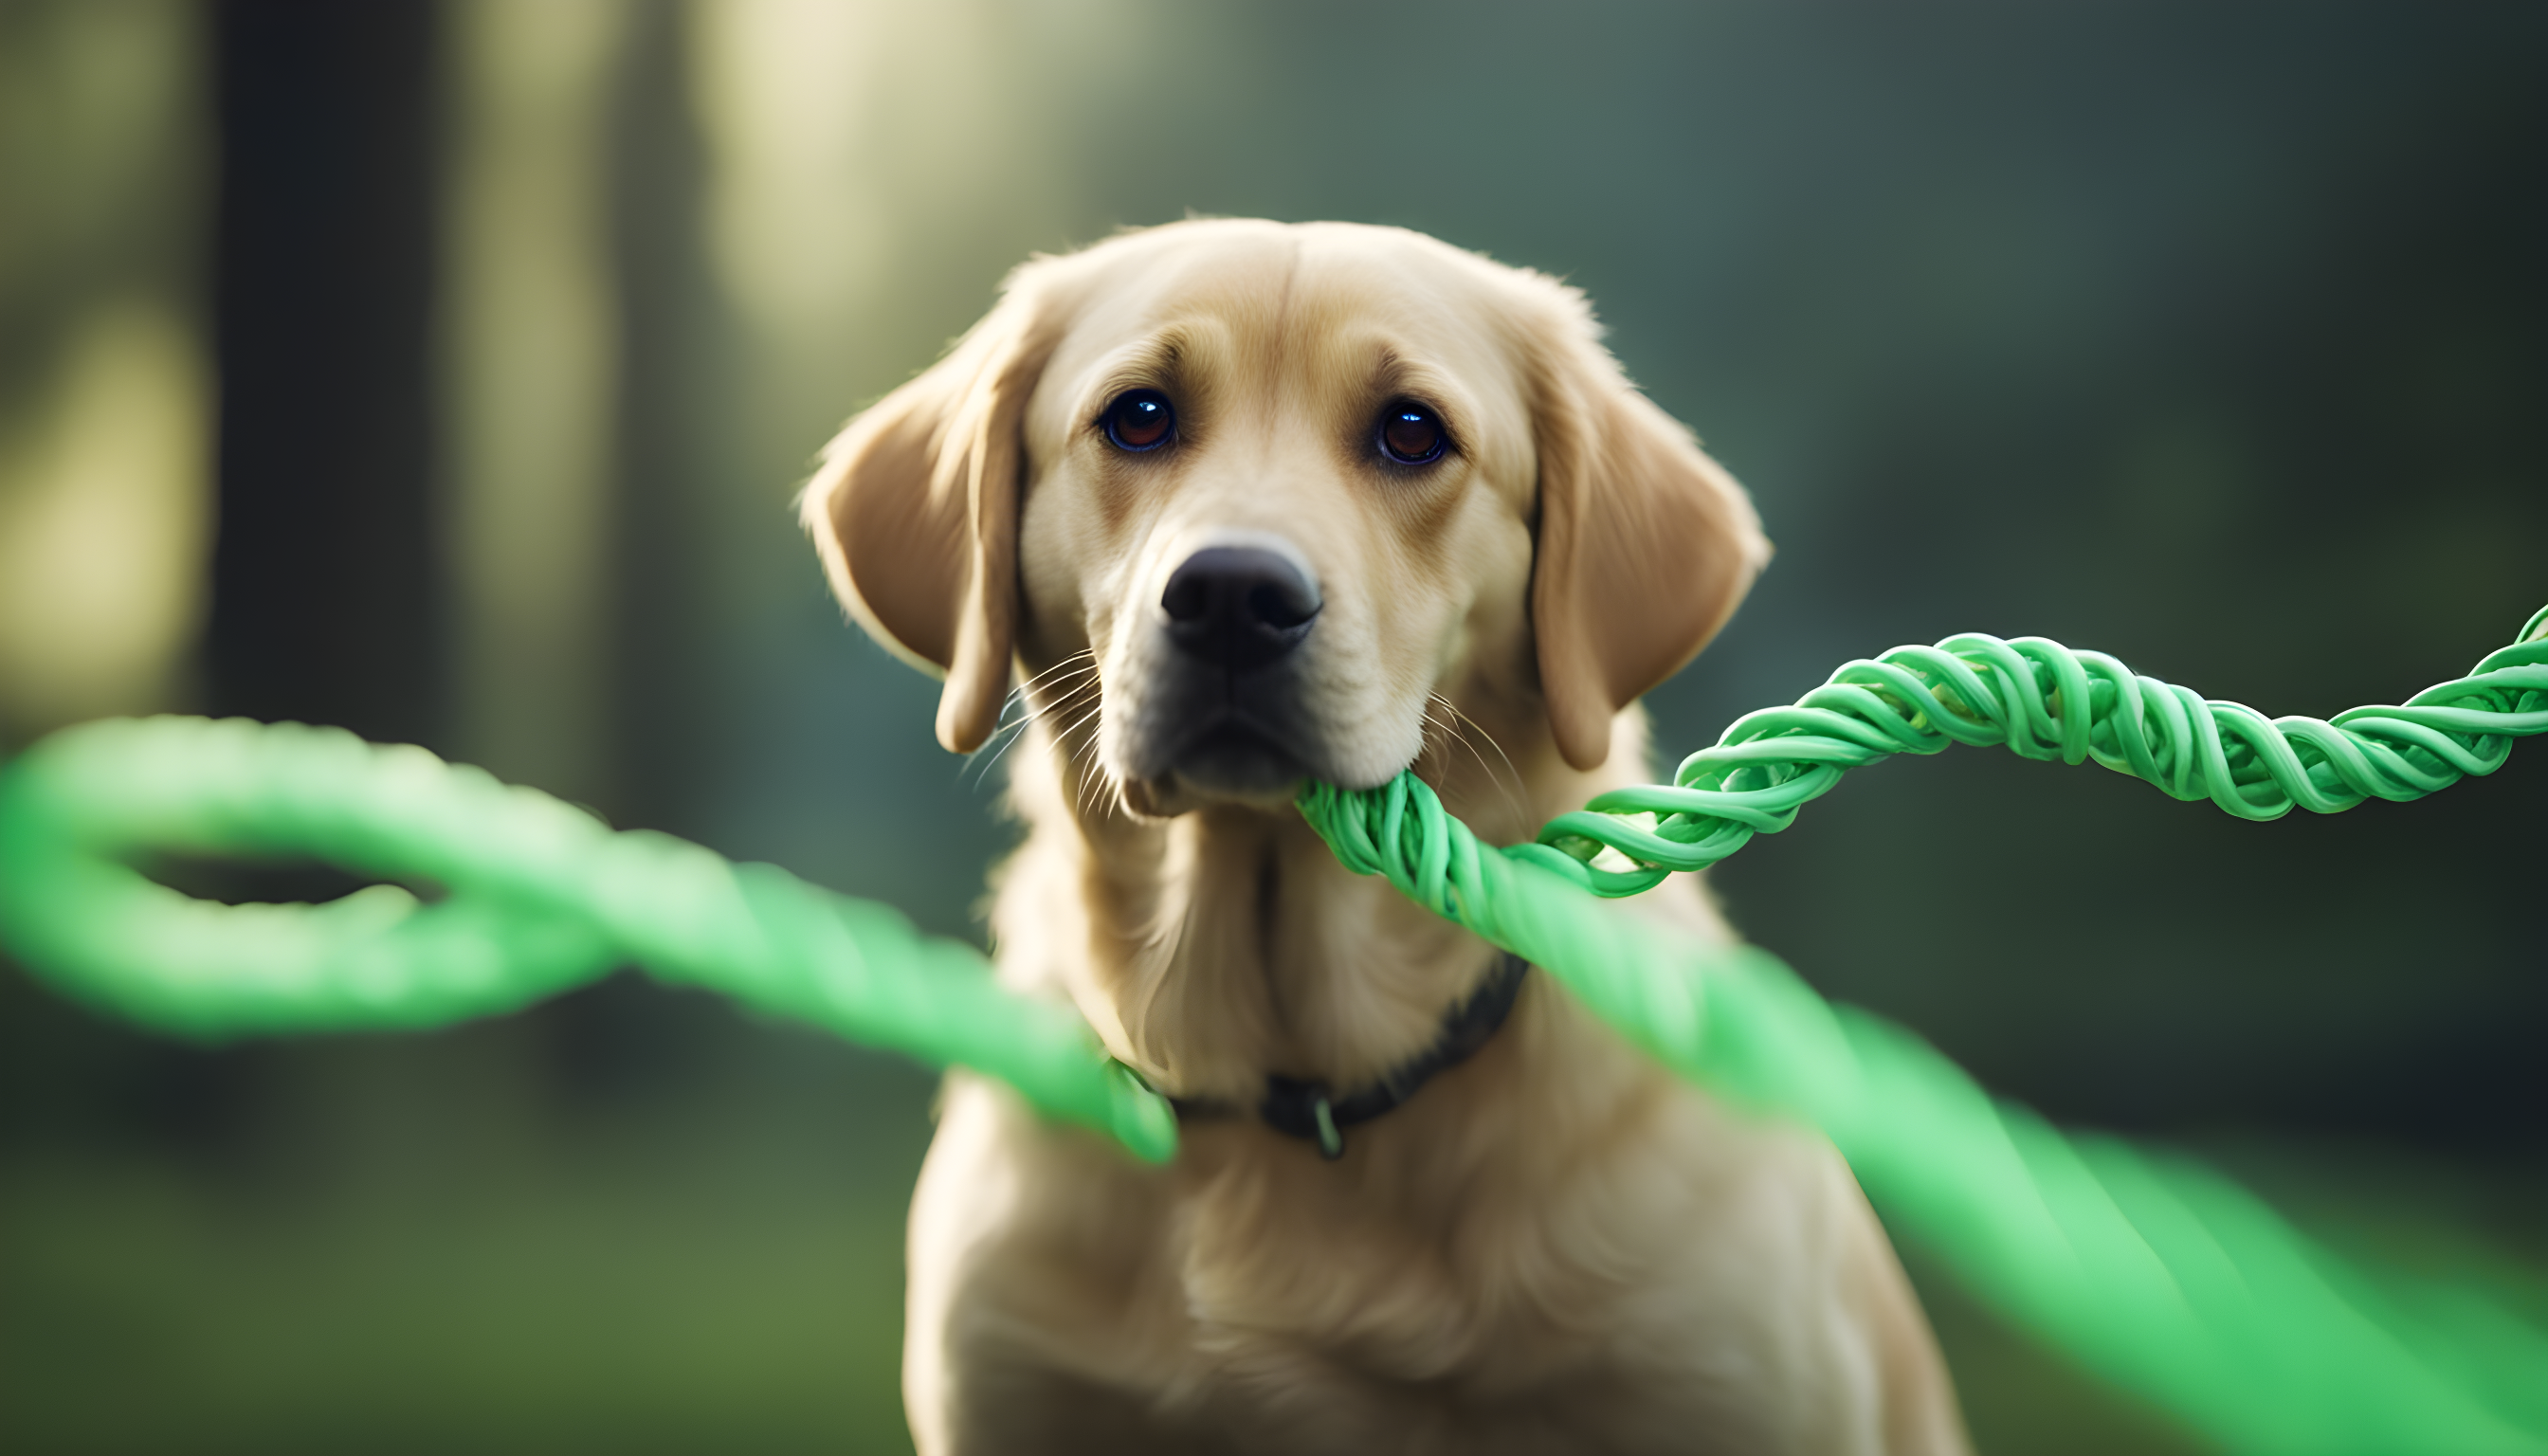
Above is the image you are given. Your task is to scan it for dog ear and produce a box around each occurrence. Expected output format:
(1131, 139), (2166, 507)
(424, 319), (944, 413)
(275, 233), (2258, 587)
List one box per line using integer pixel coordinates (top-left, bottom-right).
(1523, 286), (1772, 772)
(799, 270), (1064, 754)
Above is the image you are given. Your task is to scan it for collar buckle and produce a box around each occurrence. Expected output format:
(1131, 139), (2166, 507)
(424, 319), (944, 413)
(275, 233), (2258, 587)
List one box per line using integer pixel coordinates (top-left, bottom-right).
(1260, 1074), (1346, 1158)
(1310, 1090), (1344, 1159)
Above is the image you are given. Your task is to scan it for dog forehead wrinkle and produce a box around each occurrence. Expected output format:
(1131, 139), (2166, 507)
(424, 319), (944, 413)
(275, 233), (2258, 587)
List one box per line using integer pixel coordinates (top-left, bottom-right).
(1268, 229), (1301, 382)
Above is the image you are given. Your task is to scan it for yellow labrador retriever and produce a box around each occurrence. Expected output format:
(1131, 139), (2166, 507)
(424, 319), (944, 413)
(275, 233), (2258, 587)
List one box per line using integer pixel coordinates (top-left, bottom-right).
(803, 219), (1966, 1455)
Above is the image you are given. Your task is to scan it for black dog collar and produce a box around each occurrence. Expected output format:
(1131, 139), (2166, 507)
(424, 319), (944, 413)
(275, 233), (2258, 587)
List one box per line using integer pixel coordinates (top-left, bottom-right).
(1163, 951), (1531, 1160)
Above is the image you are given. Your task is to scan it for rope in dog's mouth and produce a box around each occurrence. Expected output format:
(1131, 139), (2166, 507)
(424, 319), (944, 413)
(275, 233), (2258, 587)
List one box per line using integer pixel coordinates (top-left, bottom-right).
(1292, 606), (2548, 1455)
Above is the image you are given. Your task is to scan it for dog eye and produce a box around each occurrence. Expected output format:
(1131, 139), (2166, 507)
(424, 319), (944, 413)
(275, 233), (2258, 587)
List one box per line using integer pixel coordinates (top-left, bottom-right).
(1377, 402), (1445, 465)
(1102, 390), (1175, 451)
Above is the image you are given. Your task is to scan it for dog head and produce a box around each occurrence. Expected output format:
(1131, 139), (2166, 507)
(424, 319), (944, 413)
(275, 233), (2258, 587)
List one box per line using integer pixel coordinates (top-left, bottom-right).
(803, 220), (1767, 815)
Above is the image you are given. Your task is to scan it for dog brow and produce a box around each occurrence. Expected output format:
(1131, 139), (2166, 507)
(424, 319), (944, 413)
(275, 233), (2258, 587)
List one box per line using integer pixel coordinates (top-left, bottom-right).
(1083, 330), (1198, 425)
(1360, 346), (1471, 452)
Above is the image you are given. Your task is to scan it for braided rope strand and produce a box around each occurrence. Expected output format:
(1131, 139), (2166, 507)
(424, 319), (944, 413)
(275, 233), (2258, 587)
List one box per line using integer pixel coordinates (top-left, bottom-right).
(1503, 607), (2548, 895)
(0, 716), (1176, 1161)
(1297, 608), (2548, 1454)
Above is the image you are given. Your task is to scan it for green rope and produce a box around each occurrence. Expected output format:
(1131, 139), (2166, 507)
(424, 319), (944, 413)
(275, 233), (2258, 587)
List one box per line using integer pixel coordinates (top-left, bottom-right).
(0, 607), (2540, 1451)
(1467, 602), (2548, 897)
(1295, 605), (2548, 1455)
(0, 716), (1176, 1161)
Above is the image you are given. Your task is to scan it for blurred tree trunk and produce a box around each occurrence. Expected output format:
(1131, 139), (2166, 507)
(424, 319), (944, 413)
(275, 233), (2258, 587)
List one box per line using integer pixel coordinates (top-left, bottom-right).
(209, 0), (445, 746)
(606, 0), (730, 838)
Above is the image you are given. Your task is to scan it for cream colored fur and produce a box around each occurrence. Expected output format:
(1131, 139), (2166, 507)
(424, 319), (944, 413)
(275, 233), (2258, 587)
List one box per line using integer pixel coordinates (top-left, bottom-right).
(803, 219), (1967, 1454)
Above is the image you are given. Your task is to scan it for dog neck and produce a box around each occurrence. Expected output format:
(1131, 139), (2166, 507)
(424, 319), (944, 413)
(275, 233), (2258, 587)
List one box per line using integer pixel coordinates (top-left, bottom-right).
(992, 685), (1643, 1105)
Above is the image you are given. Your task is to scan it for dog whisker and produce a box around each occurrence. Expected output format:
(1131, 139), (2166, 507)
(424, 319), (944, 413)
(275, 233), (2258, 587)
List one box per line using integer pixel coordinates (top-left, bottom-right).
(1073, 747), (1123, 824)
(1009, 649), (1098, 702)
(981, 677), (1102, 785)
(978, 663), (1098, 744)
(965, 663), (1107, 792)
(1021, 663), (1101, 707)
(1429, 692), (1532, 834)
(1045, 697), (1119, 822)
(968, 671), (1093, 789)
(1416, 703), (1456, 776)
(1418, 700), (1474, 780)
(997, 664), (1100, 730)
(1055, 698), (1107, 759)
(974, 702), (1060, 784)
(969, 705), (1056, 786)
(1068, 733), (1105, 778)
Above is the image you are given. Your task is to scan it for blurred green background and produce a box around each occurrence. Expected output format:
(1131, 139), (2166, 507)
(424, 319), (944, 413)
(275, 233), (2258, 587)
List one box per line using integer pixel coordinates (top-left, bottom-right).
(1, 2), (2540, 1451)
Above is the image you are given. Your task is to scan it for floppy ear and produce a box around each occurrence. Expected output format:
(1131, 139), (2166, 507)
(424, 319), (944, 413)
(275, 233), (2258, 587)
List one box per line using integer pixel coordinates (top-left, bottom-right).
(1524, 288), (1773, 772)
(799, 271), (1064, 754)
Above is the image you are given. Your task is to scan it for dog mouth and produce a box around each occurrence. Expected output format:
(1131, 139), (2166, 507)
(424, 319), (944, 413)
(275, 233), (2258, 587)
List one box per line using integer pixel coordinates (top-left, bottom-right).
(1154, 715), (1305, 792)
(1119, 695), (1317, 814)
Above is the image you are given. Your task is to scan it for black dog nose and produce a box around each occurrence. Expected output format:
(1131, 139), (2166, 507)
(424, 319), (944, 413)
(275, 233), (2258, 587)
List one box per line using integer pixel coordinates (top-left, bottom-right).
(1160, 546), (1321, 671)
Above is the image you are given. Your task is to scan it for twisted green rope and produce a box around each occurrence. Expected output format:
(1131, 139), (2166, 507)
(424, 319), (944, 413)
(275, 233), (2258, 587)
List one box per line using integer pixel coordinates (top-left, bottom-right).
(0, 716), (1175, 1160)
(1295, 605), (2548, 1455)
(1, 608), (2541, 1452)
(1478, 603), (2548, 896)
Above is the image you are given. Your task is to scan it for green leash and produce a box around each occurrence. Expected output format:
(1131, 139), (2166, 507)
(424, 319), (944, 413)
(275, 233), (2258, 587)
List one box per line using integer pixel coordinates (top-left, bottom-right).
(1, 608), (2541, 1452)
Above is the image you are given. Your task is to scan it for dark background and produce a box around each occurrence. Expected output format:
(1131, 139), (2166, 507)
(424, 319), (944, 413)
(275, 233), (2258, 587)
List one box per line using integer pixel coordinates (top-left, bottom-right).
(2, 2), (2540, 1451)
